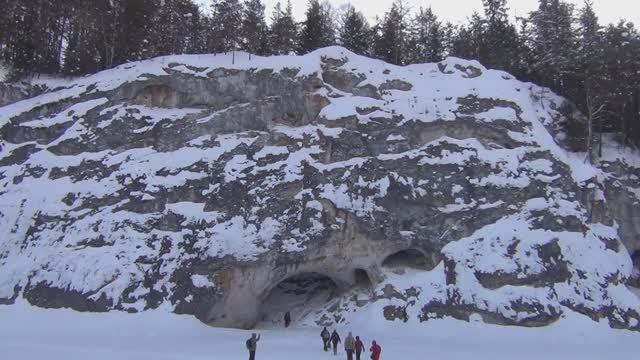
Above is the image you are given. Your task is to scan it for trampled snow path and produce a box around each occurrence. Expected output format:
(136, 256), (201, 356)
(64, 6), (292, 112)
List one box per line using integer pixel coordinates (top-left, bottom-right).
(1, 301), (638, 360)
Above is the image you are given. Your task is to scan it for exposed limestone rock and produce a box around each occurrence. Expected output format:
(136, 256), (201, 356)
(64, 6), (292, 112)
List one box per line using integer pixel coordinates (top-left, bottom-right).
(602, 161), (640, 255)
(0, 82), (31, 106)
(133, 85), (180, 108)
(379, 79), (413, 92)
(0, 47), (638, 331)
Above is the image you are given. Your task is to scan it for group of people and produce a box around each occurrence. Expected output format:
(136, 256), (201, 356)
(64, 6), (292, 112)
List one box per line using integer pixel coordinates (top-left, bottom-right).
(320, 327), (382, 360)
(245, 328), (382, 360)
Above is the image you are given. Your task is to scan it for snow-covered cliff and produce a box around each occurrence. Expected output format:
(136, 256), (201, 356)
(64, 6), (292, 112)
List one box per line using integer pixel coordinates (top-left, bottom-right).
(0, 47), (638, 330)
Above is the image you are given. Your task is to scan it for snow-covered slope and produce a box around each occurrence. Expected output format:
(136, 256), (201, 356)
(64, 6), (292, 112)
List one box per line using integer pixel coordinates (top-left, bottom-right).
(0, 47), (638, 331)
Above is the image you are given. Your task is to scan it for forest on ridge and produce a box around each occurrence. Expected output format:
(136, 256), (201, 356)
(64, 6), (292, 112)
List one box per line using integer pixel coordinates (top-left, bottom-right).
(1, 0), (639, 153)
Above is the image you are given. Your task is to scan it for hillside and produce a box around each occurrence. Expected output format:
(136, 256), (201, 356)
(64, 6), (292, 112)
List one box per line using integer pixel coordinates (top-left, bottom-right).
(0, 47), (638, 331)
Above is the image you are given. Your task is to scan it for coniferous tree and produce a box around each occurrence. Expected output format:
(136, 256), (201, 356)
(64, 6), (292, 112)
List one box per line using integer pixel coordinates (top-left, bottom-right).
(5, 2), (39, 74)
(64, 0), (109, 74)
(481, 0), (522, 73)
(575, 1), (603, 101)
(0, 0), (13, 58)
(406, 7), (443, 64)
(439, 22), (457, 58)
(152, 0), (201, 56)
(299, 0), (335, 54)
(527, 0), (577, 93)
(186, 6), (207, 54)
(2, 0), (70, 74)
(113, 0), (157, 66)
(242, 0), (269, 57)
(601, 22), (640, 145)
(2, 0), (640, 151)
(449, 13), (484, 62)
(38, 0), (69, 73)
(575, 0), (605, 158)
(211, 0), (244, 55)
(269, 1), (298, 55)
(338, 5), (372, 56)
(374, 1), (410, 65)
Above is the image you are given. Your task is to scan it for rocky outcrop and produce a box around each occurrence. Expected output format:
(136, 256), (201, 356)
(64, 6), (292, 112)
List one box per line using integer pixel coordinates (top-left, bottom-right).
(602, 161), (640, 254)
(0, 48), (638, 331)
(0, 82), (31, 107)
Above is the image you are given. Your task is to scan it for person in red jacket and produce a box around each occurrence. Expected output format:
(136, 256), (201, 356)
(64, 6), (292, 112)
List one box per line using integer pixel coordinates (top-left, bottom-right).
(355, 336), (365, 360)
(369, 340), (381, 360)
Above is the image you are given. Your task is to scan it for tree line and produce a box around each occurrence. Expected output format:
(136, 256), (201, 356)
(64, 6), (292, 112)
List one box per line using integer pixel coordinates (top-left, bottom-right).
(1, 0), (639, 153)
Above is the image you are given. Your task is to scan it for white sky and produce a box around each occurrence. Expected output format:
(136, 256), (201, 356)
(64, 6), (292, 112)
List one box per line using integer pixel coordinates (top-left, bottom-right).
(196, 0), (639, 26)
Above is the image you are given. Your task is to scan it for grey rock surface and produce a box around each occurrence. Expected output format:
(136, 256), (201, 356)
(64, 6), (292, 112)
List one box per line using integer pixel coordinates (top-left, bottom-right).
(0, 48), (638, 330)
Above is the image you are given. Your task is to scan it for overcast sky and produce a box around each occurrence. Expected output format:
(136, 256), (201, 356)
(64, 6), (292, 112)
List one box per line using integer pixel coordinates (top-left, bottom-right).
(196, 0), (639, 26)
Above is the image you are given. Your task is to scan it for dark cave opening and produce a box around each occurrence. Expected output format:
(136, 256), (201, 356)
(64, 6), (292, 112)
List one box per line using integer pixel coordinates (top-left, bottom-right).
(354, 268), (373, 289)
(382, 249), (434, 271)
(260, 272), (337, 327)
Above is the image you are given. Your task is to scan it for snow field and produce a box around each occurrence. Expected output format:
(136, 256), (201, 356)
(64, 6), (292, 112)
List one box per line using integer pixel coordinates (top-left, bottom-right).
(1, 301), (638, 360)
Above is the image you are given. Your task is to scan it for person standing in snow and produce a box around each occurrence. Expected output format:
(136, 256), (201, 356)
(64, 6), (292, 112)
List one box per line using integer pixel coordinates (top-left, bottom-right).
(344, 332), (355, 360)
(369, 340), (381, 360)
(330, 329), (341, 355)
(246, 333), (260, 360)
(321, 327), (331, 351)
(284, 311), (291, 328)
(355, 336), (365, 360)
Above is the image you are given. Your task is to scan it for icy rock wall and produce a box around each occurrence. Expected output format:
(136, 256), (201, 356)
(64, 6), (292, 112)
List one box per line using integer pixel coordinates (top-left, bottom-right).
(0, 47), (638, 330)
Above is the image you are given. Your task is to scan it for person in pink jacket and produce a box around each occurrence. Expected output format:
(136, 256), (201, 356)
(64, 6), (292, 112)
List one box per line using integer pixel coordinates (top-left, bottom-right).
(369, 340), (381, 360)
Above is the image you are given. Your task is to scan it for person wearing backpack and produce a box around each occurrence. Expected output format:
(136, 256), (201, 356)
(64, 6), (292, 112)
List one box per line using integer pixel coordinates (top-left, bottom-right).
(344, 332), (355, 360)
(355, 336), (365, 360)
(321, 327), (331, 351)
(369, 340), (381, 360)
(246, 333), (260, 360)
(330, 329), (341, 355)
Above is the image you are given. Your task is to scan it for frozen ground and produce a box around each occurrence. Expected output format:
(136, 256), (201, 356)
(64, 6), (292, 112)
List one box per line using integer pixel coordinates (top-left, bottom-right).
(1, 300), (638, 360)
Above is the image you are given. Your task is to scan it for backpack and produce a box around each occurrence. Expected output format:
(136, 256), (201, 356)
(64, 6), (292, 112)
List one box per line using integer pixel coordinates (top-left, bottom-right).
(246, 338), (252, 350)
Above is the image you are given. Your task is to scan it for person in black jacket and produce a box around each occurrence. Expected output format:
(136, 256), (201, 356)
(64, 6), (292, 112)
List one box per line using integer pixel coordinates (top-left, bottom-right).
(284, 311), (291, 327)
(330, 329), (341, 355)
(321, 327), (331, 351)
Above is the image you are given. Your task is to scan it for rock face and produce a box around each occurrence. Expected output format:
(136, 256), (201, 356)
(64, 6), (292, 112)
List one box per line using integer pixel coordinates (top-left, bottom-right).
(0, 82), (31, 107)
(0, 47), (639, 330)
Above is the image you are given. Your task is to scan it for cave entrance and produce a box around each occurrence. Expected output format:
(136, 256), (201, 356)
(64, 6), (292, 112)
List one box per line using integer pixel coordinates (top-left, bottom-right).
(354, 268), (373, 289)
(259, 272), (337, 328)
(382, 249), (434, 271)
